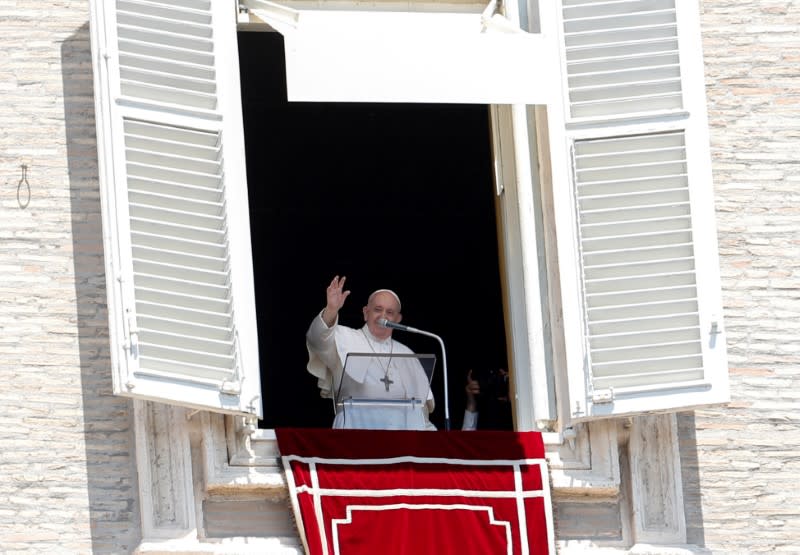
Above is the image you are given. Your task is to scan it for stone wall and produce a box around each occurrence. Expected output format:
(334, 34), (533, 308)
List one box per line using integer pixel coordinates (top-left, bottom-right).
(1, 0), (798, 553)
(0, 2), (140, 553)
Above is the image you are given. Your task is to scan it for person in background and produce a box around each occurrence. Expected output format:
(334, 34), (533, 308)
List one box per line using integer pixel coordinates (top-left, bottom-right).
(462, 367), (513, 431)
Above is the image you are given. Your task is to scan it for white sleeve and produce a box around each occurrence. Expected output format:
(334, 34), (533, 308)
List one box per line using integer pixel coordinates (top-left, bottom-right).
(306, 311), (341, 397)
(462, 409), (479, 431)
(306, 310), (336, 354)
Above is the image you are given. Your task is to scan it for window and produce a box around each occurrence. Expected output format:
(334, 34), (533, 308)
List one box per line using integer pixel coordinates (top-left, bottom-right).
(88, 0), (728, 430)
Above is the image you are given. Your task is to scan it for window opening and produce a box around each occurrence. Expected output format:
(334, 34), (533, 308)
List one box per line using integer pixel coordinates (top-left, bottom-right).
(238, 31), (508, 429)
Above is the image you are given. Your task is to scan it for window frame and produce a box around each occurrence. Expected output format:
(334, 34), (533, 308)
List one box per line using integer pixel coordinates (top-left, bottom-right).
(91, 0), (728, 431)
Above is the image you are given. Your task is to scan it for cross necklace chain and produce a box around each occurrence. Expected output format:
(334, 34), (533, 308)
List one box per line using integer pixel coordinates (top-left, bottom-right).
(361, 328), (394, 392)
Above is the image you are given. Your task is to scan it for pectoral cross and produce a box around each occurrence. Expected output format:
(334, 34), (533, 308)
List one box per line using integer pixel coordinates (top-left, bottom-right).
(380, 374), (394, 392)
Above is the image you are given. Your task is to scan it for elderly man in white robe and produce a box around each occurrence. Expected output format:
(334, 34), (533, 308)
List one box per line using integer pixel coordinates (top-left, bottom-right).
(306, 276), (436, 430)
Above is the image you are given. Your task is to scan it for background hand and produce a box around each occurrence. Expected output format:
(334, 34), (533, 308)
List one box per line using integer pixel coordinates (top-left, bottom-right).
(465, 369), (480, 412)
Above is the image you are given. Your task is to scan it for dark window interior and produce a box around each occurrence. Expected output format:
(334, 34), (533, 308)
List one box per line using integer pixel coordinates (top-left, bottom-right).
(238, 31), (507, 429)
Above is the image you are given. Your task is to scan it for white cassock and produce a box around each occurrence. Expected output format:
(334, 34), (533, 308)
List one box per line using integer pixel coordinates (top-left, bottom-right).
(306, 311), (435, 430)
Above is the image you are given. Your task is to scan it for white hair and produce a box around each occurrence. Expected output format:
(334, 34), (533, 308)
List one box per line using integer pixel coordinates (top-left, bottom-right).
(368, 289), (402, 311)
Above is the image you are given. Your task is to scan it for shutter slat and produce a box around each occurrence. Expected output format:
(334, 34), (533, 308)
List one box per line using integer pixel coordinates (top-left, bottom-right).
(118, 0), (212, 24)
(133, 259), (228, 286)
(564, 24), (677, 48)
(130, 202), (224, 229)
(132, 234), (227, 260)
(137, 286), (231, 316)
(586, 270), (697, 293)
(570, 81), (681, 105)
(581, 203), (689, 225)
(119, 38), (213, 66)
(130, 218), (225, 245)
(128, 177), (223, 203)
(593, 370), (704, 390)
(569, 63), (680, 88)
(584, 260), (695, 285)
(588, 313), (700, 336)
(124, 0), (212, 10)
(586, 284), (697, 307)
(129, 190), (223, 217)
(126, 148), (220, 174)
(572, 95), (682, 117)
(125, 133), (220, 159)
(566, 38), (678, 61)
(127, 162), (221, 188)
(120, 66), (217, 94)
(590, 325), (699, 347)
(133, 246), (228, 272)
(138, 314), (232, 343)
(584, 243), (694, 266)
(583, 231), (692, 252)
(592, 353), (701, 372)
(137, 356), (234, 382)
(136, 273), (228, 299)
(117, 26), (213, 53)
(562, 0), (676, 18)
(120, 52), (215, 80)
(591, 340), (701, 364)
(124, 119), (219, 146)
(137, 300), (232, 329)
(564, 8), (676, 29)
(121, 81), (217, 109)
(581, 216), (692, 239)
(138, 328), (233, 355)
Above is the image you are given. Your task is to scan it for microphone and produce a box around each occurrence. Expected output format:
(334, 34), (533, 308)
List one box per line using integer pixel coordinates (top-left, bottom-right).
(376, 317), (451, 431)
(377, 318), (418, 332)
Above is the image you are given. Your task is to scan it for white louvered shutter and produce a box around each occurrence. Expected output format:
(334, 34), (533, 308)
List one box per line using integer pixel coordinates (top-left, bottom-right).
(548, 0), (728, 420)
(89, 0), (262, 417)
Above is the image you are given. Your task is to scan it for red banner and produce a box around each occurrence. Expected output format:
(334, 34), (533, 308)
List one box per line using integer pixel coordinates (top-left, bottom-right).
(277, 429), (554, 555)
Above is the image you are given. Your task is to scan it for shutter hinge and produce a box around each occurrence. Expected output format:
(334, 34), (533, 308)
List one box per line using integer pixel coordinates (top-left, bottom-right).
(220, 380), (242, 395)
(562, 426), (578, 450)
(710, 314), (722, 348)
(123, 314), (139, 360)
(591, 387), (614, 404)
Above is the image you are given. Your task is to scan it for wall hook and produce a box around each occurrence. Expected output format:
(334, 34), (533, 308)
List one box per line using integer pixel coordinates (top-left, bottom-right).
(17, 164), (30, 209)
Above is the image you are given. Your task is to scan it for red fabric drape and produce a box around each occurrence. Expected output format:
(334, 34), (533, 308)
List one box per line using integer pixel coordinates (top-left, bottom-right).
(277, 429), (554, 555)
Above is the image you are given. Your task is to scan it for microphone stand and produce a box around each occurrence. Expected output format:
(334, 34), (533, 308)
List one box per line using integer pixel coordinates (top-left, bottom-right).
(385, 323), (450, 431)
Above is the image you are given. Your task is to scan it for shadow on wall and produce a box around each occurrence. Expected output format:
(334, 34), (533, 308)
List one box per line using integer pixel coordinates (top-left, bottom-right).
(63, 22), (141, 553)
(677, 411), (706, 547)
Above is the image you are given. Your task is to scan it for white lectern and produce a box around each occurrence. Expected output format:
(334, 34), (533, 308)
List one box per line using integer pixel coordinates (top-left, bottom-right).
(333, 352), (436, 430)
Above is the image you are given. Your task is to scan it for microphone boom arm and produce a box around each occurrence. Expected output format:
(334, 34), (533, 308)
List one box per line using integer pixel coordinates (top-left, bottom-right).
(379, 319), (450, 431)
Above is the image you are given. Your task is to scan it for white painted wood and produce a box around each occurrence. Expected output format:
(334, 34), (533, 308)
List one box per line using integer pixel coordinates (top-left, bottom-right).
(546, 420), (620, 494)
(538, 0), (590, 425)
(247, 2), (558, 104)
(89, 0), (262, 417)
(546, 0), (729, 422)
(629, 413), (687, 544)
(491, 103), (555, 431)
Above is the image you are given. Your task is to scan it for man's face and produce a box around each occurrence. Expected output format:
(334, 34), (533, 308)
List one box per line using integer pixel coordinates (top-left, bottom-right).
(363, 292), (402, 340)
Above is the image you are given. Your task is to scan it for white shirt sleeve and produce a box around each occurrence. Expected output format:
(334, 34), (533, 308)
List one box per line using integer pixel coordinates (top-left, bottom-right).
(306, 311), (341, 398)
(306, 311), (337, 358)
(462, 409), (479, 431)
